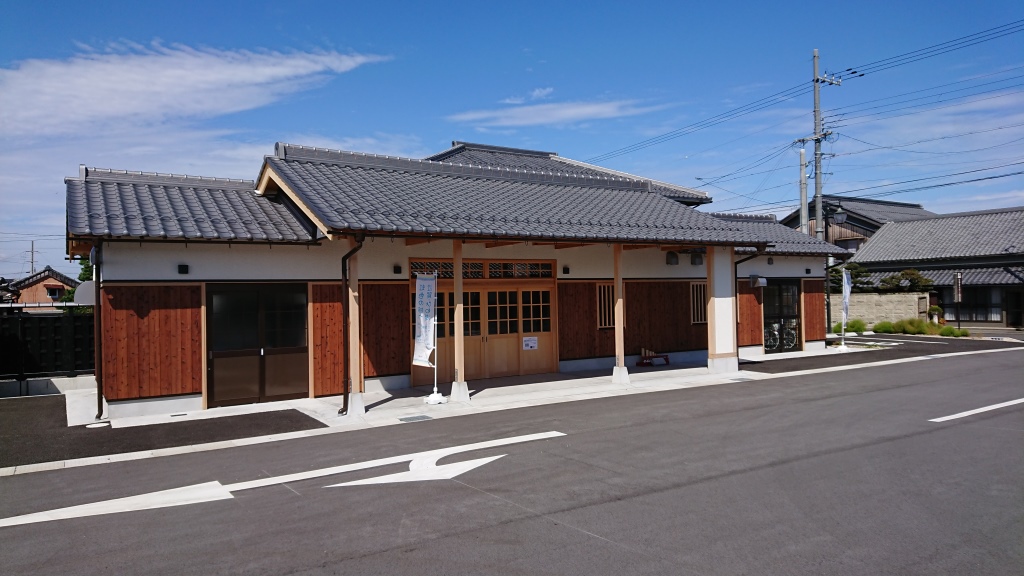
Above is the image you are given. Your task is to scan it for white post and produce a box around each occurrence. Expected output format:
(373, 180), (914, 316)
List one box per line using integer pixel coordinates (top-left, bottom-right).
(706, 246), (739, 373)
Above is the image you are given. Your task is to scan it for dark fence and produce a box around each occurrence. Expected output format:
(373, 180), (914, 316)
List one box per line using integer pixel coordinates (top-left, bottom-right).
(0, 313), (94, 380)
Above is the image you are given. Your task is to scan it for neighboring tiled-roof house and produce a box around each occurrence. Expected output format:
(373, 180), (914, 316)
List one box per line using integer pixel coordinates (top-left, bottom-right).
(10, 265), (80, 306)
(850, 206), (1024, 327)
(780, 195), (936, 252)
(425, 141), (712, 206)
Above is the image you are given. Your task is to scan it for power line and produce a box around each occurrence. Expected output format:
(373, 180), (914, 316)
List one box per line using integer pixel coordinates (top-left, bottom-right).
(828, 88), (1024, 129)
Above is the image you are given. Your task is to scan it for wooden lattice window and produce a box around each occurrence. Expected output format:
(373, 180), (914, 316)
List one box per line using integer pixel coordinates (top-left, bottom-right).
(522, 290), (551, 333)
(691, 282), (707, 324)
(597, 283), (615, 329)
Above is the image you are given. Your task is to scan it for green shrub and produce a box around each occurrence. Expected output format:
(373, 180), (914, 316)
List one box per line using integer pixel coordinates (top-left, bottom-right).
(833, 319), (867, 333)
(958, 328), (970, 337)
(928, 305), (943, 316)
(873, 321), (895, 333)
(940, 325), (956, 337)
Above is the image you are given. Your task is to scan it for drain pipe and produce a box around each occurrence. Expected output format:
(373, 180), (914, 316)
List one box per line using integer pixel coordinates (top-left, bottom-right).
(338, 235), (365, 416)
(93, 244), (104, 420)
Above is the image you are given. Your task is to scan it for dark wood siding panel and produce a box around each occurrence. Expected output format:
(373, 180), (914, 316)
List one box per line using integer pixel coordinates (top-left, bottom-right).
(361, 283), (411, 378)
(802, 279), (827, 341)
(557, 282), (599, 360)
(312, 284), (346, 397)
(100, 285), (202, 401)
(625, 281), (706, 354)
(737, 281), (763, 347)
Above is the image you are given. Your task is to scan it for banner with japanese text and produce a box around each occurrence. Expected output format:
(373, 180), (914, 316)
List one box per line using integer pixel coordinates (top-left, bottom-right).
(412, 273), (436, 367)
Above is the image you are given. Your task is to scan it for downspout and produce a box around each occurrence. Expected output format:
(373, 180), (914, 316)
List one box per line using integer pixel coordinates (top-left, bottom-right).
(93, 243), (104, 420)
(338, 235), (364, 416)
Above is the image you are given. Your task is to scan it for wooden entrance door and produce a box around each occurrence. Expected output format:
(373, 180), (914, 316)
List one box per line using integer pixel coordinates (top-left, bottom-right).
(411, 290), (484, 386)
(484, 289), (520, 378)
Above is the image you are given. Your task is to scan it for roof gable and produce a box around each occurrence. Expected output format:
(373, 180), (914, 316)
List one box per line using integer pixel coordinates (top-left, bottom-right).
(780, 195), (936, 228)
(264, 143), (758, 246)
(11, 266), (79, 290)
(709, 213), (848, 256)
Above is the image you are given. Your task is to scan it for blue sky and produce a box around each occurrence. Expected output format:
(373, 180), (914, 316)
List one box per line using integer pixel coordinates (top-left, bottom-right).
(2, 1), (1022, 278)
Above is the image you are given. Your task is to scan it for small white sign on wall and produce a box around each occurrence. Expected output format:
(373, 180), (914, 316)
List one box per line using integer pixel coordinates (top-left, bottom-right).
(522, 336), (538, 350)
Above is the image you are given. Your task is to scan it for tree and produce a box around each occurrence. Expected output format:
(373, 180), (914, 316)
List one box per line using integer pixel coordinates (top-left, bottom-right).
(878, 269), (933, 293)
(829, 262), (872, 293)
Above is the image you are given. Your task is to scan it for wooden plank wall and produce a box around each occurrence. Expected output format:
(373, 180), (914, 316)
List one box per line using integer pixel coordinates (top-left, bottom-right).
(737, 281), (763, 346)
(100, 285), (202, 400)
(558, 281), (706, 360)
(625, 281), (705, 354)
(802, 279), (827, 341)
(361, 282), (411, 378)
(311, 283), (346, 396)
(557, 282), (614, 361)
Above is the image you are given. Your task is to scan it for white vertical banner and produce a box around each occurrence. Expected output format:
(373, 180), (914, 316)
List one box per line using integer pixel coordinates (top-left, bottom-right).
(841, 268), (852, 331)
(412, 273), (437, 367)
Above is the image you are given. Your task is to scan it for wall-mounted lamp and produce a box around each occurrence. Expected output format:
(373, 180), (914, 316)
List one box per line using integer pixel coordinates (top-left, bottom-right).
(767, 257), (774, 265)
(806, 268), (812, 275)
(177, 264), (189, 275)
(690, 253), (703, 266)
(666, 251), (679, 266)
(393, 264), (402, 275)
(749, 274), (767, 287)
(562, 265), (570, 275)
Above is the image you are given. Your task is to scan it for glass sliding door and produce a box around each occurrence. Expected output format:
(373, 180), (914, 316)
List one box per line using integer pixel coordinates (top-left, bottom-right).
(208, 284), (308, 406)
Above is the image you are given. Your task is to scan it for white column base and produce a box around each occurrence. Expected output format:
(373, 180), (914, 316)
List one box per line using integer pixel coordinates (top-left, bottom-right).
(450, 381), (470, 402)
(707, 356), (739, 374)
(343, 392), (365, 416)
(611, 366), (631, 385)
(424, 392), (448, 405)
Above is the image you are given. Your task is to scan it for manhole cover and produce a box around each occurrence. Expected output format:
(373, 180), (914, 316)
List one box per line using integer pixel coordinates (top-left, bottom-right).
(399, 415), (433, 423)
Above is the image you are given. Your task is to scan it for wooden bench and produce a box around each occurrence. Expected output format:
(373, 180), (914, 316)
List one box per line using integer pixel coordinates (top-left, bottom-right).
(636, 348), (670, 366)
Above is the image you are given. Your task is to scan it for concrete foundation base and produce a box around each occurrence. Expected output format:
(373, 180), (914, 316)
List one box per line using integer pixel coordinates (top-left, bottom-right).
(344, 392), (365, 416)
(707, 356), (739, 374)
(449, 381), (470, 402)
(611, 366), (631, 385)
(107, 394), (203, 419)
(363, 374), (411, 393)
(0, 375), (97, 398)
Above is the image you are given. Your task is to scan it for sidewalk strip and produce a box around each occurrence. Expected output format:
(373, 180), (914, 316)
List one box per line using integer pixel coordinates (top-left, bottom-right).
(928, 398), (1024, 423)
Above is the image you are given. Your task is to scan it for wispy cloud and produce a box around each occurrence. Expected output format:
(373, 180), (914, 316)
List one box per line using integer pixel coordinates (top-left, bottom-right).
(499, 86), (555, 105)
(449, 100), (666, 127)
(0, 43), (388, 136)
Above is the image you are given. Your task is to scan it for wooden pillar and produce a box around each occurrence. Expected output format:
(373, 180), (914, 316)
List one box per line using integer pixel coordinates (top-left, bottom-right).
(348, 252), (363, 394)
(706, 246), (739, 373)
(612, 244), (630, 384)
(451, 239), (470, 401)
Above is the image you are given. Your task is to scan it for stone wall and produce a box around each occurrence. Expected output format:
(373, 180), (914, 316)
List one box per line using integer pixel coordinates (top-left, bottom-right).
(828, 291), (929, 329)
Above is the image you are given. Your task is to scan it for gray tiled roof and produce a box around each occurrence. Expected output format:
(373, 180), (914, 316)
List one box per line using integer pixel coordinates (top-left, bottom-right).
(425, 142), (711, 205)
(709, 213), (849, 256)
(865, 267), (1024, 287)
(851, 207), (1024, 264)
(265, 143), (759, 246)
(11, 266), (79, 290)
(781, 196), (935, 227)
(66, 168), (314, 242)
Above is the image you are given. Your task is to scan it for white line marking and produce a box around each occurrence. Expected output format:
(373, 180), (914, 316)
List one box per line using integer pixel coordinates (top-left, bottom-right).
(929, 398), (1024, 422)
(0, 431), (564, 528)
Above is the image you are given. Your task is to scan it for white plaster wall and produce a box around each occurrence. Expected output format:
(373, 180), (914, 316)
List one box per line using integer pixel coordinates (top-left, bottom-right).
(326, 239), (708, 280)
(102, 241), (348, 281)
(709, 246), (736, 354)
(737, 255), (824, 279)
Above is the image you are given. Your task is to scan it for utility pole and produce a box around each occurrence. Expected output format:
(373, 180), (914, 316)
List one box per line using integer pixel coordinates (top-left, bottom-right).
(30, 240), (35, 274)
(812, 48), (841, 242)
(798, 148), (808, 234)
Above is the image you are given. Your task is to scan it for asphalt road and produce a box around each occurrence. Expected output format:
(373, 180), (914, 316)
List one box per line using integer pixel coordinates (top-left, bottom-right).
(1, 347), (1022, 575)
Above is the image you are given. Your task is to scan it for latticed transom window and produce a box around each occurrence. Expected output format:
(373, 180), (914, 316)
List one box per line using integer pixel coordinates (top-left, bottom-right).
(522, 290), (551, 333)
(487, 290), (519, 335)
(487, 262), (553, 279)
(410, 261), (455, 278)
(691, 282), (708, 324)
(411, 259), (553, 280)
(597, 283), (614, 329)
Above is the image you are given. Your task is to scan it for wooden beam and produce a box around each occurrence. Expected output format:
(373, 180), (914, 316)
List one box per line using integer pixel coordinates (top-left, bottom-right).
(554, 243), (590, 250)
(613, 244), (625, 368)
(263, 167), (333, 240)
(404, 238), (434, 246)
(622, 244), (655, 251)
(453, 240), (465, 384)
(484, 241), (520, 249)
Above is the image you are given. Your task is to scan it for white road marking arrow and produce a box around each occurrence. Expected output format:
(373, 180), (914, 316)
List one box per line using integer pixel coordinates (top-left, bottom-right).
(0, 431), (564, 528)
